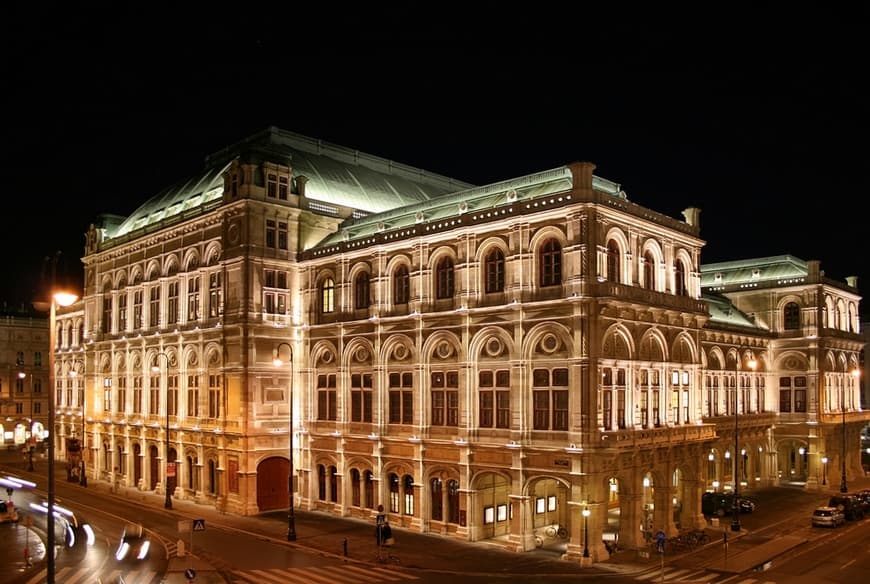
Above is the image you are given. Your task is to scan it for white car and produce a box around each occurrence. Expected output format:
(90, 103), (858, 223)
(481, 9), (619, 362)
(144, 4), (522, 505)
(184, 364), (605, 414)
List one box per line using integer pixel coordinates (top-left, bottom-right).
(812, 506), (845, 528)
(116, 523), (151, 561)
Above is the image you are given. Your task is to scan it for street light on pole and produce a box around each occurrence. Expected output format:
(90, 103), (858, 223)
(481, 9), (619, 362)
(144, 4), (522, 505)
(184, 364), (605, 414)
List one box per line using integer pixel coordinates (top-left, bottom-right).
(70, 368), (87, 487)
(582, 506), (591, 558)
(841, 368), (861, 493)
(47, 289), (78, 584)
(732, 347), (756, 533)
(273, 342), (296, 541)
(151, 352), (173, 509)
(821, 456), (828, 486)
(17, 371), (35, 472)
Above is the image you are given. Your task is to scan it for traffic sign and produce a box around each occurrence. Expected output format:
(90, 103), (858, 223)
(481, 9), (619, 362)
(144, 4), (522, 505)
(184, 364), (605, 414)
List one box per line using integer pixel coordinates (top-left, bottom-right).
(192, 518), (206, 531)
(184, 567), (196, 580)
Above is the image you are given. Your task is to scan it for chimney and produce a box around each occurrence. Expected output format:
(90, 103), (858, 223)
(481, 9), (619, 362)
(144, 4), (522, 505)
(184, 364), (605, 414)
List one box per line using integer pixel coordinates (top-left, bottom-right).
(682, 207), (702, 228)
(846, 276), (858, 289)
(568, 162), (596, 197)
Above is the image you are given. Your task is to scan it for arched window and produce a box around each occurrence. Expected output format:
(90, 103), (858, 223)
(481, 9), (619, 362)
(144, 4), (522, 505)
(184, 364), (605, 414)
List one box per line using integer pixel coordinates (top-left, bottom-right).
(484, 248), (505, 293)
(606, 239), (620, 283)
(329, 465), (338, 502)
(389, 472), (400, 513)
(539, 239), (562, 287)
(207, 459), (217, 495)
(318, 464), (327, 501)
(436, 257), (454, 299)
(643, 251), (656, 290)
(364, 470), (375, 509)
(403, 474), (415, 516)
(394, 265), (410, 305)
(354, 272), (370, 310)
(447, 479), (460, 524)
(674, 259), (687, 296)
(351, 468), (361, 507)
(320, 278), (335, 314)
(430, 477), (443, 521)
(784, 302), (801, 330)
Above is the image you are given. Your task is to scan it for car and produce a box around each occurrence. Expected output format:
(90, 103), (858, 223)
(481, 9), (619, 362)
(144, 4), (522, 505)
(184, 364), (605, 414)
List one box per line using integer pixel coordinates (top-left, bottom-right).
(29, 501), (95, 547)
(701, 492), (756, 516)
(0, 500), (19, 523)
(812, 506), (845, 527)
(828, 495), (865, 521)
(115, 523), (151, 561)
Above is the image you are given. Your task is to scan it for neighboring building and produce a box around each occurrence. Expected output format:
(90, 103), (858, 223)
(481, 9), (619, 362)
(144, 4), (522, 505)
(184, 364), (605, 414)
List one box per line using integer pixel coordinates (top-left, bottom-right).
(59, 127), (867, 564)
(0, 303), (49, 451)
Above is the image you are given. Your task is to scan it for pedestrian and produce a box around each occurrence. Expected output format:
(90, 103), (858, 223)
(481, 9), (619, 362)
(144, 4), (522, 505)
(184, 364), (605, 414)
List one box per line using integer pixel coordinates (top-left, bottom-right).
(375, 505), (394, 548)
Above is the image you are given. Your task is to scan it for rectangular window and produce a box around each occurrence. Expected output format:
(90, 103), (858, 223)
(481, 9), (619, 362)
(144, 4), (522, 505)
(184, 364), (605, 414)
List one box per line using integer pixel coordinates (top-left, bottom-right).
(209, 272), (222, 317)
(168, 375), (178, 416)
(779, 389), (792, 413)
(266, 220), (276, 248)
(431, 370), (459, 426)
(150, 376), (160, 415)
(167, 282), (179, 324)
(149, 286), (160, 327)
(278, 176), (289, 200)
(187, 375), (200, 418)
(351, 373), (373, 422)
(133, 376), (142, 414)
(117, 377), (127, 414)
(317, 374), (337, 421)
(208, 374), (222, 419)
(133, 290), (143, 328)
(278, 222), (288, 250)
(102, 297), (112, 333)
(118, 293), (127, 331)
(187, 276), (200, 320)
(478, 369), (511, 429)
(533, 368), (568, 431)
(388, 371), (413, 424)
(267, 173), (277, 198)
(103, 377), (111, 412)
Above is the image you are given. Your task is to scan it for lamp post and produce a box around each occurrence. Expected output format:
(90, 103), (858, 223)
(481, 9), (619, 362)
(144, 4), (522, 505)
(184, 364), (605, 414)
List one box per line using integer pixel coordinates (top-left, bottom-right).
(70, 368), (87, 487)
(273, 342), (296, 541)
(732, 348), (756, 532)
(821, 456), (828, 486)
(18, 372), (35, 471)
(582, 506), (591, 558)
(47, 289), (78, 584)
(841, 368), (861, 493)
(152, 352), (173, 509)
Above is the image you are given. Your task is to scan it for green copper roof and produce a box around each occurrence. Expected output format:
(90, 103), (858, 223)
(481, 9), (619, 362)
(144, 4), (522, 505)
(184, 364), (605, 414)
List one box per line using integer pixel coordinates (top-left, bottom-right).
(700, 255), (808, 290)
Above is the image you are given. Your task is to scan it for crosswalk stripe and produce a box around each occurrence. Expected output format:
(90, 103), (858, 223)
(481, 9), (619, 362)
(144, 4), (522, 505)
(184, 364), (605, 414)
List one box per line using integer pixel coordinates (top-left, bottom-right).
(231, 565), (420, 584)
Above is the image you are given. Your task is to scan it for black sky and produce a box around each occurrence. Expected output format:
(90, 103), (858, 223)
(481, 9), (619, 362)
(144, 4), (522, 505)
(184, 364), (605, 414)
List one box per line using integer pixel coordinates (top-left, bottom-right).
(3, 4), (867, 316)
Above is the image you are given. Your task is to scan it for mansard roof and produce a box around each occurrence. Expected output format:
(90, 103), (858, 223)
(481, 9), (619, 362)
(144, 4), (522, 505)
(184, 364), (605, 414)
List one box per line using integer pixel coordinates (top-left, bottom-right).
(108, 127), (473, 240)
(700, 255), (809, 291)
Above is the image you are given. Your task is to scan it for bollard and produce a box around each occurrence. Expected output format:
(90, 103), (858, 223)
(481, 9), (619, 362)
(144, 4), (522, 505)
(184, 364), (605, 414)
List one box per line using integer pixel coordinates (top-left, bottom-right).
(343, 537), (348, 556)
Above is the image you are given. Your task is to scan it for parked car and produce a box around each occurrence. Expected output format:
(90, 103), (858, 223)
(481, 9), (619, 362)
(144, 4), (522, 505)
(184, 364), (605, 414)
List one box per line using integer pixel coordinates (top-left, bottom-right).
(828, 495), (865, 521)
(115, 523), (150, 561)
(701, 492), (756, 516)
(812, 505), (845, 527)
(0, 500), (19, 523)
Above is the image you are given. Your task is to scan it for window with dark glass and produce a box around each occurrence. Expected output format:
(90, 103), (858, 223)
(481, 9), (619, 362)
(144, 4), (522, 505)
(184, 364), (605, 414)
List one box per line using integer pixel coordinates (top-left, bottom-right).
(431, 370), (459, 426)
(187, 276), (200, 320)
(278, 221), (288, 250)
(388, 371), (413, 424)
(167, 282), (179, 324)
(606, 239), (620, 282)
(479, 369), (510, 428)
(485, 248), (505, 293)
(431, 477), (443, 521)
(354, 272), (370, 309)
(317, 373), (337, 420)
(403, 474), (415, 515)
(532, 367), (568, 430)
(674, 259), (687, 296)
(539, 239), (562, 287)
(208, 272), (222, 317)
(436, 257), (454, 299)
(351, 468), (361, 507)
(266, 219), (276, 248)
(351, 373), (373, 422)
(102, 296), (112, 333)
(784, 302), (800, 330)
(394, 265), (410, 304)
(779, 376), (792, 412)
(643, 251), (655, 290)
(149, 286), (160, 327)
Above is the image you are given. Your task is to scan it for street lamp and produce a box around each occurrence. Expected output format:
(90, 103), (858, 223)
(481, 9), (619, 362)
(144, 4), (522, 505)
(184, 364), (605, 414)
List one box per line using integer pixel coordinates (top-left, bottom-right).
(151, 352), (173, 509)
(582, 506), (591, 558)
(732, 348), (756, 532)
(47, 289), (78, 584)
(70, 369), (87, 487)
(273, 342), (296, 541)
(841, 368), (861, 493)
(17, 372), (35, 471)
(821, 456), (828, 486)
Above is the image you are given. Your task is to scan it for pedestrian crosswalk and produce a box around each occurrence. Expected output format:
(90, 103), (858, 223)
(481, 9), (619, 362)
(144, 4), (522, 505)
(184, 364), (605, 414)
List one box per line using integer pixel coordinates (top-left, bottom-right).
(23, 566), (161, 584)
(634, 566), (777, 584)
(229, 563), (420, 583)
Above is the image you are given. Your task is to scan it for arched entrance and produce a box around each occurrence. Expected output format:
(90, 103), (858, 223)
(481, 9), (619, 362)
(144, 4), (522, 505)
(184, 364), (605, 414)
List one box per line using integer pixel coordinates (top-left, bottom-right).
(133, 443), (142, 487)
(472, 472), (511, 541)
(148, 445), (159, 489)
(257, 456), (289, 511)
(528, 477), (570, 552)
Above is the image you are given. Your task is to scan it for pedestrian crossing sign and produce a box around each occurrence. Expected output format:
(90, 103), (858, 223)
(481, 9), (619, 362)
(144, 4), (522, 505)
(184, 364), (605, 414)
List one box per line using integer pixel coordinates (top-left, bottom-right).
(193, 519), (206, 531)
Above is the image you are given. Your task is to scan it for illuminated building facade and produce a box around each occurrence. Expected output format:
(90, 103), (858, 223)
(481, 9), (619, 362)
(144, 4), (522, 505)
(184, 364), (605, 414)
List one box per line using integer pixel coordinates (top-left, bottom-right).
(63, 127), (866, 562)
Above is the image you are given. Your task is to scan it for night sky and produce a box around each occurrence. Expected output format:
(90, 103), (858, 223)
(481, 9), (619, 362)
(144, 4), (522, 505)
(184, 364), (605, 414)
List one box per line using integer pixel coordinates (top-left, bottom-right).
(4, 5), (867, 317)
